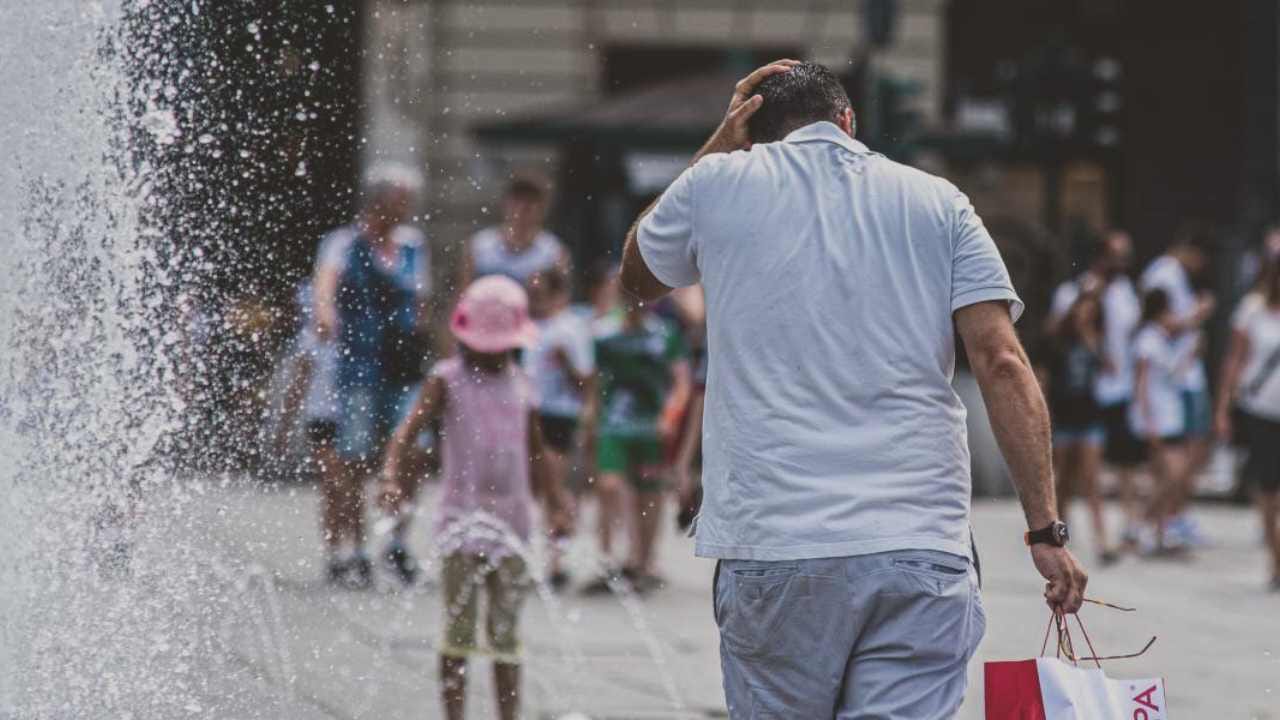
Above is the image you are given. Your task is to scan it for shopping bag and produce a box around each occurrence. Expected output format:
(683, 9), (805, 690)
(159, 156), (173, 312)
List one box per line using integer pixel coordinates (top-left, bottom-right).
(985, 658), (1168, 719)
(986, 605), (1165, 720)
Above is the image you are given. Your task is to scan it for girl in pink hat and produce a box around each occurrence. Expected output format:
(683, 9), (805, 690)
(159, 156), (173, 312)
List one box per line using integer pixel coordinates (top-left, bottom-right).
(380, 275), (570, 720)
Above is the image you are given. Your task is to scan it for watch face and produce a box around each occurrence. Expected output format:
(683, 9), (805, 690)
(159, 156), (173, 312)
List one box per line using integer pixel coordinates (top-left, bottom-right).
(1055, 522), (1070, 545)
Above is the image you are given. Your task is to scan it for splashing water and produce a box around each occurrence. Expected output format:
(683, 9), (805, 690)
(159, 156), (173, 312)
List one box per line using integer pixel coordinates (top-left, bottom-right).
(1, 3), (695, 718)
(0, 1), (250, 715)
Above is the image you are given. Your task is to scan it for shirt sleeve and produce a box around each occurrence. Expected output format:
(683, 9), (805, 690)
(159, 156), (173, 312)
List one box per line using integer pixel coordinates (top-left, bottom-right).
(636, 165), (700, 289)
(317, 228), (352, 274)
(949, 188), (1025, 322)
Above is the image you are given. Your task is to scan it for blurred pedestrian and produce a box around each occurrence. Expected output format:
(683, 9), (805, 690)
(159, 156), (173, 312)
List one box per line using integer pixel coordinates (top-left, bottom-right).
(310, 162), (432, 587)
(620, 60), (1086, 716)
(1140, 229), (1216, 546)
(575, 257), (621, 327)
(1234, 225), (1280, 303)
(1215, 262), (1280, 589)
(1130, 288), (1195, 554)
(581, 295), (691, 595)
(672, 350), (706, 533)
(280, 283), (344, 559)
(380, 275), (568, 720)
(1046, 230), (1141, 558)
(1046, 288), (1114, 563)
(458, 172), (569, 291)
(524, 265), (596, 590)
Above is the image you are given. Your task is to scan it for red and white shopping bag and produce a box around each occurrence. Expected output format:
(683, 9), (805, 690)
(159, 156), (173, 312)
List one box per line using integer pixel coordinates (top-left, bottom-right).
(986, 606), (1166, 720)
(986, 658), (1168, 719)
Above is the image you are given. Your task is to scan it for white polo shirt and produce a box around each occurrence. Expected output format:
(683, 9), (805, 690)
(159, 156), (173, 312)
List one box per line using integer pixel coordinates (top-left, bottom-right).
(638, 121), (1022, 561)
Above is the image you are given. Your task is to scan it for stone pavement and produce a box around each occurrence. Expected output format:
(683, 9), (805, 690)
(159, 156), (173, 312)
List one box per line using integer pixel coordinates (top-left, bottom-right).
(190, 480), (1280, 719)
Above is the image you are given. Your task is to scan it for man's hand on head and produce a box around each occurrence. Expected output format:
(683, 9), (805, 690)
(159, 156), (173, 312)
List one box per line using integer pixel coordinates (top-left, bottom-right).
(622, 60), (799, 302)
(694, 59), (801, 163)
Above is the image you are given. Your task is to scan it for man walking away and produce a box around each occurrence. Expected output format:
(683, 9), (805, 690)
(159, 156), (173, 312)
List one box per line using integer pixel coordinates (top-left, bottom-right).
(620, 60), (1087, 718)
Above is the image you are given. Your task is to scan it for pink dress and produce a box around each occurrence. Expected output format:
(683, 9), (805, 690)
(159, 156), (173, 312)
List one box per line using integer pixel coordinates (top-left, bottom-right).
(432, 356), (536, 558)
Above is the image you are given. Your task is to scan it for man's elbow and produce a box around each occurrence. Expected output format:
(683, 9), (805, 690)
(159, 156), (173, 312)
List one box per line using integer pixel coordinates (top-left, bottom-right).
(620, 274), (661, 303)
(619, 256), (668, 303)
(974, 347), (1029, 386)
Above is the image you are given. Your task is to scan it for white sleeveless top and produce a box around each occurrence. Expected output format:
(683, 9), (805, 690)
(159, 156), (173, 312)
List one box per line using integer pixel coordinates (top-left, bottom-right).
(469, 226), (564, 286)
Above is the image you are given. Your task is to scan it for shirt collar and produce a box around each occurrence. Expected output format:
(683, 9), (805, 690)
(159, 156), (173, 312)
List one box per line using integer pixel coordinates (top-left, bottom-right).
(782, 121), (869, 154)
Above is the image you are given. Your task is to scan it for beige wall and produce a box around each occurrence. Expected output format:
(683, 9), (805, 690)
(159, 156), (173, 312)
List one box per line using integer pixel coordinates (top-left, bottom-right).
(363, 0), (949, 287)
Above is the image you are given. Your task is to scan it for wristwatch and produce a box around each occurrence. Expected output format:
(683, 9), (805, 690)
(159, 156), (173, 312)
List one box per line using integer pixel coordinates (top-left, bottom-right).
(1024, 520), (1070, 547)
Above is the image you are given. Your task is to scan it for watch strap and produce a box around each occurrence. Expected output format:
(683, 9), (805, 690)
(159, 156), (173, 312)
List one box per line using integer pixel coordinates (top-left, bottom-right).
(1025, 522), (1063, 547)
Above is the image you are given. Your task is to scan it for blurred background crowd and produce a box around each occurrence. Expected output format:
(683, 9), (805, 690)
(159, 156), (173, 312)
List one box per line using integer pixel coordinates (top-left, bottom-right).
(142, 0), (1280, 590)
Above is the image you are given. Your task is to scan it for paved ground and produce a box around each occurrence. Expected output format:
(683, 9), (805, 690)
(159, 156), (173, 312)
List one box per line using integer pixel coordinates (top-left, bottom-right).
(179, 480), (1278, 719)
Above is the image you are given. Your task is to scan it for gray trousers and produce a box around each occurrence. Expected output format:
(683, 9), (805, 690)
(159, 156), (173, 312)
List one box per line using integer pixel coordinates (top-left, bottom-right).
(714, 550), (985, 719)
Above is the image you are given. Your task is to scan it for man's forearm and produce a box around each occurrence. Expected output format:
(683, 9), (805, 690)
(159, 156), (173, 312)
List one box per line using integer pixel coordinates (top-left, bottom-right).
(974, 352), (1057, 529)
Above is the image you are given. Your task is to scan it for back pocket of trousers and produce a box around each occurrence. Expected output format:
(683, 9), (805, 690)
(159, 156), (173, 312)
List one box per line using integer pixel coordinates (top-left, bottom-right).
(719, 565), (803, 658)
(892, 557), (969, 596)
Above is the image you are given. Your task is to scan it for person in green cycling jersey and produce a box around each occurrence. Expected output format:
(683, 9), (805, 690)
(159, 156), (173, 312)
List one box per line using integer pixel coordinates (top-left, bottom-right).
(582, 296), (690, 594)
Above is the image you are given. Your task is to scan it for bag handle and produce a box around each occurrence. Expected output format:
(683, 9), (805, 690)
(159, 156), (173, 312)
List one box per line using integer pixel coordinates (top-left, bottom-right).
(1040, 605), (1157, 668)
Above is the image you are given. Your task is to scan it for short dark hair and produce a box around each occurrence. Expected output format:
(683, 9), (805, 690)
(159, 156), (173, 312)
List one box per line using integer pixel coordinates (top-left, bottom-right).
(1140, 288), (1170, 327)
(747, 62), (852, 144)
(505, 172), (551, 203)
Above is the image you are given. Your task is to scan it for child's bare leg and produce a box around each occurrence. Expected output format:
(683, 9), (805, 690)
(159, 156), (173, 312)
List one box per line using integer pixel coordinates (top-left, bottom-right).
(1153, 445), (1188, 549)
(1079, 442), (1109, 553)
(317, 446), (346, 550)
(345, 463), (369, 549)
(1182, 435), (1211, 511)
(596, 472), (628, 561)
(440, 655), (467, 720)
(494, 662), (520, 720)
(1116, 467), (1140, 537)
(542, 447), (570, 574)
(1259, 491), (1280, 579)
(630, 483), (664, 576)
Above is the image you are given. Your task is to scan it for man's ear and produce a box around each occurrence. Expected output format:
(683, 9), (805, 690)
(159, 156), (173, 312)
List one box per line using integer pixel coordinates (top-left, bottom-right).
(838, 107), (855, 138)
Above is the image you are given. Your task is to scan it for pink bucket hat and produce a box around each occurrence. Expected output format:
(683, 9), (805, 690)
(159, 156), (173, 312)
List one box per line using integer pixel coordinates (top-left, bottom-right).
(450, 275), (539, 353)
